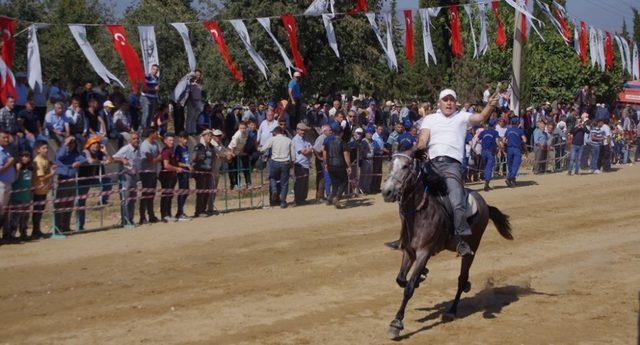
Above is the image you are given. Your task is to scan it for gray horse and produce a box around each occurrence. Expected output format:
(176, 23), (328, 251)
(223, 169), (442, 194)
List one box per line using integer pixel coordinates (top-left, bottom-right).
(381, 149), (513, 339)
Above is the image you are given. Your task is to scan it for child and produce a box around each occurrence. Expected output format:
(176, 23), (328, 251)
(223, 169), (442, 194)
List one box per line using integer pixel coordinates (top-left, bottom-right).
(10, 152), (33, 240)
(174, 131), (192, 221)
(153, 103), (170, 137)
(31, 141), (56, 239)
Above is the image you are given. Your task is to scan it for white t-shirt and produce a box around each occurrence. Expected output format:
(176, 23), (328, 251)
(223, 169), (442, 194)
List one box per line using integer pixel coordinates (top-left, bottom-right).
(601, 124), (612, 146)
(496, 124), (507, 137)
(420, 110), (472, 163)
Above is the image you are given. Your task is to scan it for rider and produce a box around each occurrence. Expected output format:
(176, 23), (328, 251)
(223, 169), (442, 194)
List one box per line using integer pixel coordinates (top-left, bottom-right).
(417, 89), (498, 256)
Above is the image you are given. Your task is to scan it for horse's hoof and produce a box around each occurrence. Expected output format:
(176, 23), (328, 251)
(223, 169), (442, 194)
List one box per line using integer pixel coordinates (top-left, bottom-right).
(396, 277), (407, 288)
(462, 281), (471, 293)
(442, 312), (456, 322)
(388, 319), (404, 339)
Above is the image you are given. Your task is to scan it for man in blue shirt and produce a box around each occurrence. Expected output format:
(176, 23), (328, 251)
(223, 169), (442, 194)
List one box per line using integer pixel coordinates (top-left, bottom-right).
(479, 119), (500, 191)
(288, 71), (302, 130)
(140, 64), (160, 130)
(292, 123), (313, 206)
(532, 121), (549, 174)
(504, 117), (527, 186)
(0, 130), (16, 241)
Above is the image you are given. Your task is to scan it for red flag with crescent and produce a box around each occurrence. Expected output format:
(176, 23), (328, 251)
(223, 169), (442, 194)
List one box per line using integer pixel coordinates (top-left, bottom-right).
(0, 17), (16, 103)
(553, 8), (571, 44)
(491, 2), (506, 49)
(347, 0), (368, 15)
(450, 5), (463, 58)
(106, 25), (145, 94)
(203, 21), (243, 82)
(580, 22), (588, 66)
(281, 14), (307, 75)
(404, 10), (414, 65)
(605, 32), (614, 70)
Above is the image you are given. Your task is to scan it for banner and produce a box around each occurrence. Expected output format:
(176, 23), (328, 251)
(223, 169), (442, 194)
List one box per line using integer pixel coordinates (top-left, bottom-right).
(138, 25), (159, 74)
(552, 1), (571, 44)
(596, 29), (606, 72)
(171, 23), (197, 72)
(0, 56), (14, 90)
(633, 43), (639, 80)
(257, 17), (294, 78)
(347, 0), (368, 15)
(229, 19), (269, 79)
(580, 22), (587, 66)
(304, 0), (334, 15)
(450, 5), (463, 58)
(27, 24), (46, 92)
(463, 5), (478, 59)
(69, 25), (124, 87)
(613, 35), (627, 73)
(0, 17), (16, 103)
(492, 2), (506, 48)
(537, 0), (565, 44)
(620, 37), (633, 75)
(419, 8), (441, 65)
(588, 26), (597, 68)
(478, 2), (489, 55)
(203, 21), (243, 81)
(365, 13), (397, 70)
(403, 10), (414, 65)
(604, 32), (613, 71)
(322, 14), (340, 58)
(106, 25), (145, 93)
(503, 0), (543, 41)
(281, 14), (306, 74)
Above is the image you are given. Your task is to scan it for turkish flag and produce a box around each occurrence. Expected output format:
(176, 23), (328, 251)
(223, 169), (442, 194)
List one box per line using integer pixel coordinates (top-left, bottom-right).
(281, 15), (307, 75)
(404, 10), (414, 65)
(203, 21), (243, 81)
(0, 17), (16, 104)
(450, 5), (463, 58)
(580, 22), (588, 66)
(347, 0), (368, 15)
(106, 25), (145, 94)
(492, 2), (506, 49)
(520, 0), (528, 43)
(605, 32), (614, 70)
(553, 8), (571, 44)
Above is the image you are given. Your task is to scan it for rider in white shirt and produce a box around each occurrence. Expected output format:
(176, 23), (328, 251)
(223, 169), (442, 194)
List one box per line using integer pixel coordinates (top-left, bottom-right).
(417, 89), (498, 256)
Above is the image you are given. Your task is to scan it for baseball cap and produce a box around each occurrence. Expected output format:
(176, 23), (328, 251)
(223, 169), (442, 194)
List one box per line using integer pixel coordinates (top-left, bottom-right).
(439, 89), (457, 101)
(103, 100), (115, 108)
(354, 127), (364, 134)
(488, 119), (497, 127)
(296, 123), (310, 130)
(510, 117), (520, 124)
(212, 129), (223, 136)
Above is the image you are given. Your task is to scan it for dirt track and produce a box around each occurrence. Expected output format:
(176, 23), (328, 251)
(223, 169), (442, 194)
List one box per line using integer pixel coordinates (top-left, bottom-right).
(1, 166), (639, 345)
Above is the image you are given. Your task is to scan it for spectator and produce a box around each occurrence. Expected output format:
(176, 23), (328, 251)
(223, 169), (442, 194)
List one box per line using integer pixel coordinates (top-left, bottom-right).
(192, 130), (215, 218)
(600, 119), (612, 172)
(77, 136), (111, 230)
(48, 78), (69, 105)
(227, 121), (249, 189)
(0, 95), (18, 135)
(139, 127), (162, 225)
(153, 103), (170, 137)
(479, 119), (500, 191)
(224, 105), (243, 141)
(111, 102), (133, 148)
(44, 102), (70, 144)
(112, 132), (142, 227)
(533, 121), (548, 174)
(313, 124), (331, 202)
(329, 99), (341, 118)
(568, 119), (586, 176)
(141, 64), (160, 130)
(197, 103), (213, 133)
(185, 69), (204, 135)
(552, 122), (567, 171)
(259, 126), (295, 208)
(65, 97), (85, 145)
(504, 117), (527, 186)
(288, 71), (303, 128)
(54, 137), (86, 233)
(358, 127), (380, 194)
(292, 123), (313, 206)
(31, 141), (56, 239)
(8, 151), (32, 241)
(386, 123), (404, 154)
(323, 124), (351, 208)
(257, 107), (278, 149)
(589, 119), (604, 174)
(159, 133), (183, 222)
(174, 132), (192, 221)
(0, 130), (15, 241)
(99, 100), (115, 136)
(207, 129), (227, 215)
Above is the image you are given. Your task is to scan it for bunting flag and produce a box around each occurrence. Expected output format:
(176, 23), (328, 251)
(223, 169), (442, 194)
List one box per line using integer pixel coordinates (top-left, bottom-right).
(304, 0), (335, 15)
(106, 25), (145, 93)
(579, 22), (588, 66)
(597, 29), (606, 72)
(138, 25), (159, 74)
(519, 0), (531, 42)
(257, 17), (294, 77)
(504, 0), (543, 41)
(450, 5), (463, 58)
(621, 37), (633, 75)
(604, 32), (614, 71)
(633, 42), (639, 80)
(462, 5), (478, 59)
(419, 8), (441, 65)
(27, 24), (46, 92)
(322, 14), (340, 58)
(491, 2), (506, 48)
(588, 26), (597, 68)
(171, 23), (197, 72)
(0, 56), (14, 90)
(573, 25), (580, 56)
(552, 1), (571, 44)
(365, 13), (397, 70)
(281, 14), (306, 74)
(203, 21), (243, 81)
(403, 10), (414, 65)
(347, 0), (368, 15)
(478, 2), (489, 55)
(0, 17), (16, 103)
(229, 19), (269, 79)
(537, 1), (565, 43)
(69, 25), (123, 87)
(613, 35), (627, 73)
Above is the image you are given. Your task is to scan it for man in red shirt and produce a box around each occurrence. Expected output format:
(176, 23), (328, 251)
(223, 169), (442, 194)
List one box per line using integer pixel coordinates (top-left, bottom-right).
(159, 133), (184, 222)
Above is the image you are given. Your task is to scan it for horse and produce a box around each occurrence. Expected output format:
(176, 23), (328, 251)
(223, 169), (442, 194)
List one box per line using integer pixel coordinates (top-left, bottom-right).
(381, 149), (513, 339)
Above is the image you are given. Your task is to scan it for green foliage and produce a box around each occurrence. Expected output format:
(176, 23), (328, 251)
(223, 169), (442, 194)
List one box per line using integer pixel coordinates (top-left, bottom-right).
(633, 8), (640, 46)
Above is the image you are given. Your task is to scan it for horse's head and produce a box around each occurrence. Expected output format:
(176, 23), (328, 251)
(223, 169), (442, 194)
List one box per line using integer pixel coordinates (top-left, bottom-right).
(381, 148), (424, 202)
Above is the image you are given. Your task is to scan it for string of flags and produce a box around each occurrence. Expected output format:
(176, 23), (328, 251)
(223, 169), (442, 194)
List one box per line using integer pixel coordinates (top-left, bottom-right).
(0, 0), (639, 104)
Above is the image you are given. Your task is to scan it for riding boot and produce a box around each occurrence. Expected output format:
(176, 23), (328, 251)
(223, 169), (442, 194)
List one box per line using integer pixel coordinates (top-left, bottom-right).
(384, 239), (401, 250)
(454, 235), (474, 257)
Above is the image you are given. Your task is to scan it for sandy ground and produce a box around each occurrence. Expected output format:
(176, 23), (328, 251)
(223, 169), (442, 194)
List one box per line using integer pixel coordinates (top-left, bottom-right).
(0, 165), (639, 345)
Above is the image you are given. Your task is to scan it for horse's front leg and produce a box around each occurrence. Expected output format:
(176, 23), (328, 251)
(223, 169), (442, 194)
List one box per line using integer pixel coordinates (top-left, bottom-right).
(395, 249), (414, 288)
(388, 250), (431, 339)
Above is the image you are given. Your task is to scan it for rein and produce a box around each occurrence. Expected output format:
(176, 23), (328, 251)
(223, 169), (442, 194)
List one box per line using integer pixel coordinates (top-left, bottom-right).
(392, 154), (425, 217)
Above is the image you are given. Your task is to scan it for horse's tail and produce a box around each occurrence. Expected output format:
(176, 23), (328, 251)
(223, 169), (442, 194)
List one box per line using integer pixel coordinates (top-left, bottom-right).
(488, 205), (513, 240)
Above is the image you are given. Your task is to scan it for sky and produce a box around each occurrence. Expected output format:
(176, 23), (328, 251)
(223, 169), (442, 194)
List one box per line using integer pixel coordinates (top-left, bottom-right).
(111, 0), (637, 34)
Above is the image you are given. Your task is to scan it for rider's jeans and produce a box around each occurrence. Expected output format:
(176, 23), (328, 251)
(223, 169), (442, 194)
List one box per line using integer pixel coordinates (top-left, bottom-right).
(429, 158), (471, 236)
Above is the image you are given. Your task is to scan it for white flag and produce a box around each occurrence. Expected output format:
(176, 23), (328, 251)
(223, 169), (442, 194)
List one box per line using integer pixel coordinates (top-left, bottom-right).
(322, 14), (340, 58)
(537, 0), (565, 41)
(230, 19), (269, 79)
(138, 25), (159, 74)
(304, 0), (335, 15)
(478, 2), (489, 55)
(463, 5), (478, 59)
(597, 30), (606, 72)
(366, 13), (397, 71)
(0, 57), (15, 89)
(27, 24), (46, 92)
(171, 23), (197, 72)
(633, 43), (639, 80)
(614, 35), (627, 74)
(589, 26), (598, 68)
(419, 8), (441, 65)
(257, 17), (294, 78)
(573, 25), (580, 56)
(620, 37), (633, 75)
(69, 25), (123, 87)
(504, 0), (544, 41)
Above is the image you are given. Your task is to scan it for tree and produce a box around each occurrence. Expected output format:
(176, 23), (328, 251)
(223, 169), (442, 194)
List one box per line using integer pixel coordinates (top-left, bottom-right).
(633, 8), (640, 44)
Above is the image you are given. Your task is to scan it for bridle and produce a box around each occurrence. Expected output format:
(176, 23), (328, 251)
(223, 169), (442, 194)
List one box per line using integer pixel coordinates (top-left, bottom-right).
(389, 153), (422, 201)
